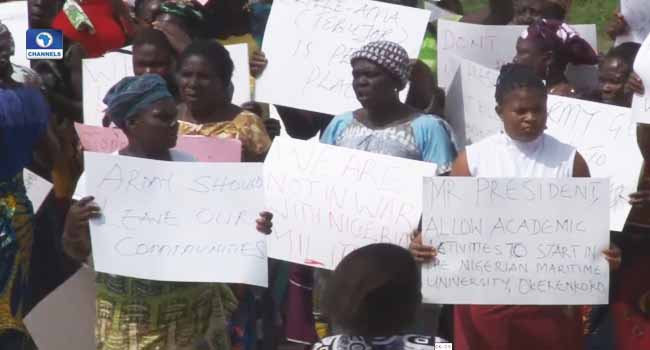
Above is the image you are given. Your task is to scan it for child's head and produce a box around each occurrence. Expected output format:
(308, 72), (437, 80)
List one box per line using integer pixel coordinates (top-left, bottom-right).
(599, 42), (641, 107)
(495, 63), (548, 143)
(322, 244), (421, 337)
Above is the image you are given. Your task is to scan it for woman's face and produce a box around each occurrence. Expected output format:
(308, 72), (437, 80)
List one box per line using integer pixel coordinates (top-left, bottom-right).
(514, 37), (549, 79)
(133, 43), (175, 82)
(177, 54), (228, 111)
(513, 0), (545, 25)
(138, 0), (164, 25)
(598, 57), (631, 106)
(496, 87), (548, 142)
(126, 98), (179, 153)
(352, 59), (400, 109)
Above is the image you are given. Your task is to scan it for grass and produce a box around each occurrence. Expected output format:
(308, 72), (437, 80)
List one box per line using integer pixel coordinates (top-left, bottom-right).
(457, 0), (619, 51)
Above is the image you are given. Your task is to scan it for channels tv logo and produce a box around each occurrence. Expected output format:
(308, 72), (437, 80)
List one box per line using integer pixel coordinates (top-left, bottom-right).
(26, 29), (63, 60)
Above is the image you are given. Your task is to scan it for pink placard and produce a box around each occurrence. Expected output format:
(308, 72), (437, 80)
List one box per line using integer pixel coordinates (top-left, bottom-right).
(74, 123), (242, 162)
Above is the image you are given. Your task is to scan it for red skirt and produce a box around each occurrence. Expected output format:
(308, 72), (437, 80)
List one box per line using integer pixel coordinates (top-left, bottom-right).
(52, 0), (126, 58)
(611, 253), (650, 349)
(454, 305), (583, 350)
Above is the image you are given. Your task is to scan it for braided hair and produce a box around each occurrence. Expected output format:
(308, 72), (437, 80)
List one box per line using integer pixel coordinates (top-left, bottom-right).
(495, 63), (547, 105)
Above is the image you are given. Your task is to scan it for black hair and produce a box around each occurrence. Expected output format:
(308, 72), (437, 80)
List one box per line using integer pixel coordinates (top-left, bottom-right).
(178, 40), (234, 88)
(132, 28), (174, 55)
(542, 3), (566, 21)
(605, 42), (642, 68)
(495, 63), (547, 105)
(322, 243), (422, 337)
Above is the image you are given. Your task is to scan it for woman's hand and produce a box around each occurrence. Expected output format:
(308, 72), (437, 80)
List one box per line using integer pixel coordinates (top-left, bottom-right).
(626, 72), (645, 96)
(152, 20), (192, 54)
(409, 229), (437, 263)
(62, 196), (101, 261)
(256, 211), (273, 235)
(606, 12), (629, 40)
(250, 51), (268, 79)
(603, 244), (622, 272)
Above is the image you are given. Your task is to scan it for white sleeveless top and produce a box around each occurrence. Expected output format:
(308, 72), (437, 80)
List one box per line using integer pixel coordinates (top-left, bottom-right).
(466, 132), (577, 178)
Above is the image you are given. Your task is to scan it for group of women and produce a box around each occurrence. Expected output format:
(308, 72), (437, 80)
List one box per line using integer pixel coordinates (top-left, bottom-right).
(0, 0), (649, 350)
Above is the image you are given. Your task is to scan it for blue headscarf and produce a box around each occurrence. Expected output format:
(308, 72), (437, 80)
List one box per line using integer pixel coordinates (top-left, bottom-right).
(103, 74), (172, 128)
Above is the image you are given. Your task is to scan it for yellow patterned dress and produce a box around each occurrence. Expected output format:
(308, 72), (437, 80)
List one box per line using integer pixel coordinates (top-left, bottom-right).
(0, 173), (33, 335)
(178, 110), (271, 161)
(94, 276), (238, 350)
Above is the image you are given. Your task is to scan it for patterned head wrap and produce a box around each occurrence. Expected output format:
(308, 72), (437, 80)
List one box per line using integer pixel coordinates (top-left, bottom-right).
(0, 21), (16, 56)
(350, 41), (410, 88)
(103, 74), (172, 128)
(159, 1), (204, 22)
(520, 19), (598, 66)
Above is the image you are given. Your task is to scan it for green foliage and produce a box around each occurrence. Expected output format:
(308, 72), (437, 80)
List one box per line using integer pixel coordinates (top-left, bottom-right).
(454, 0), (619, 51)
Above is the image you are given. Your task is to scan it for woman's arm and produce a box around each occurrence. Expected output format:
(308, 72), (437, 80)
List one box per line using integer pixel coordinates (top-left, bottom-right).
(450, 151), (471, 176)
(572, 152), (591, 177)
(62, 196), (101, 263)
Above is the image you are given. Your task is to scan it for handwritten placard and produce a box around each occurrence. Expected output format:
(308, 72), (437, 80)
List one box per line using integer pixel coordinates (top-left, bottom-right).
(82, 51), (133, 126)
(256, 0), (430, 115)
(546, 95), (644, 231)
(228, 43), (252, 104)
(437, 20), (597, 89)
(74, 123), (243, 162)
(264, 138), (437, 270)
(421, 177), (610, 305)
(82, 45), (251, 125)
(1, 1), (29, 67)
(632, 33), (650, 124)
(620, 0), (650, 44)
(85, 152), (267, 286)
(23, 169), (53, 212)
(444, 58), (502, 147)
(24, 267), (97, 350)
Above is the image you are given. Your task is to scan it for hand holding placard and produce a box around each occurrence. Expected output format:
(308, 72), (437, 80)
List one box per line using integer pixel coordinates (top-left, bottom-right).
(421, 177), (610, 305)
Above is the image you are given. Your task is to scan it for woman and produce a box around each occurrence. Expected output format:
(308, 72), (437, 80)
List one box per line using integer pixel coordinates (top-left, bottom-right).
(593, 42), (641, 107)
(0, 21), (52, 349)
(62, 74), (273, 350)
(176, 40), (271, 162)
(303, 40), (457, 343)
(314, 243), (445, 350)
(412, 63), (621, 350)
(513, 18), (599, 97)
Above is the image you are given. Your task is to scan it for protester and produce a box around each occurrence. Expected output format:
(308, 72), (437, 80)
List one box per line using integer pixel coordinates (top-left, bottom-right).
(512, 0), (545, 25)
(0, 21), (54, 349)
(314, 243), (445, 350)
(62, 74), (274, 350)
(176, 40), (271, 161)
(133, 0), (163, 25)
(131, 27), (177, 94)
(412, 63), (621, 350)
(307, 40), (457, 342)
(514, 19), (599, 97)
(593, 42), (641, 107)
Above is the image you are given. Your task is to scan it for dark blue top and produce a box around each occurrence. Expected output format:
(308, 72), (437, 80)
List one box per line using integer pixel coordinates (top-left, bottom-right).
(0, 86), (50, 180)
